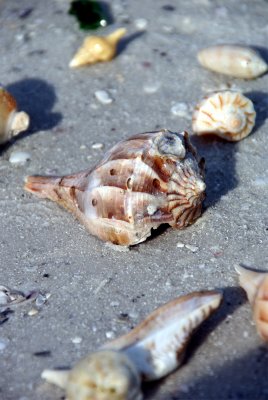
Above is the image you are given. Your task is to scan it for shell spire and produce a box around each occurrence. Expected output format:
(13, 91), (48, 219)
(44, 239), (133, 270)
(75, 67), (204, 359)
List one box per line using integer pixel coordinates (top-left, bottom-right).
(24, 130), (206, 246)
(42, 290), (222, 399)
(235, 265), (268, 341)
(69, 28), (126, 68)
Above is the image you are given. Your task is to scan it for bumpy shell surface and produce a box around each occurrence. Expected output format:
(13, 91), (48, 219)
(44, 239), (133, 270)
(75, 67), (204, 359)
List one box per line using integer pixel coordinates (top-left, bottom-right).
(192, 91), (256, 141)
(70, 28), (126, 68)
(236, 265), (268, 341)
(42, 290), (222, 398)
(197, 44), (268, 79)
(0, 87), (29, 144)
(24, 130), (206, 246)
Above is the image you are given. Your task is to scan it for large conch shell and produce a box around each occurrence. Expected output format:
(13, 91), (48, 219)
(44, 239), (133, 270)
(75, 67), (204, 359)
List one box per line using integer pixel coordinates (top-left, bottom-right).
(42, 290), (222, 400)
(197, 44), (268, 79)
(192, 91), (256, 141)
(236, 265), (268, 341)
(24, 130), (206, 246)
(69, 28), (126, 68)
(0, 87), (30, 145)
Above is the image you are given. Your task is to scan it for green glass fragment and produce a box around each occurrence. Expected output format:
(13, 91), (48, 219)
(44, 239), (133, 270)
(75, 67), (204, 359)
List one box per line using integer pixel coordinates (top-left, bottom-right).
(68, 0), (112, 30)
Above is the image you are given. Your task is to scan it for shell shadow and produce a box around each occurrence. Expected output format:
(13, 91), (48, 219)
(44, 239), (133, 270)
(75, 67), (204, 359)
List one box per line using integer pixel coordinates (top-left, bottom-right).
(190, 134), (238, 208)
(117, 31), (145, 56)
(244, 90), (268, 134)
(143, 286), (247, 399)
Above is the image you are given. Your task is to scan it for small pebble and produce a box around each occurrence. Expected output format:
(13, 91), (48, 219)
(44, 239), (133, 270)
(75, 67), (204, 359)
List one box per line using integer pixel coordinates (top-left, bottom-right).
(176, 242), (185, 248)
(185, 244), (199, 253)
(80, 144), (87, 150)
(143, 82), (161, 94)
(91, 143), (104, 150)
(134, 18), (148, 30)
(171, 102), (189, 118)
(71, 336), (82, 344)
(94, 90), (113, 105)
(105, 331), (115, 339)
(9, 151), (31, 165)
(28, 308), (38, 316)
(111, 301), (120, 307)
(35, 293), (48, 307)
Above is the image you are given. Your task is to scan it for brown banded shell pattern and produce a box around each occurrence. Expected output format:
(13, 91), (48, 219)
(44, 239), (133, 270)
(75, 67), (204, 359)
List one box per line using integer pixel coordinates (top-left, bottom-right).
(25, 130), (206, 246)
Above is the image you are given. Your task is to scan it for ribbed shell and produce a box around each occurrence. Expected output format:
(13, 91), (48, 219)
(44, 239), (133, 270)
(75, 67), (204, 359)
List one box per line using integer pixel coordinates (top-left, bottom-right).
(24, 130), (206, 246)
(192, 91), (256, 141)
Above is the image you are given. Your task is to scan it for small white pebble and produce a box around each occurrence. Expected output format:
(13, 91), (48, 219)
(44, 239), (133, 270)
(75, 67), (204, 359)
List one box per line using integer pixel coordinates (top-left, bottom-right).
(134, 18), (148, 30)
(171, 102), (189, 118)
(71, 336), (82, 344)
(105, 331), (115, 339)
(176, 242), (185, 248)
(143, 82), (161, 94)
(243, 331), (249, 338)
(94, 90), (113, 105)
(9, 151), (31, 165)
(28, 308), (39, 316)
(80, 144), (86, 150)
(91, 143), (104, 150)
(185, 244), (199, 253)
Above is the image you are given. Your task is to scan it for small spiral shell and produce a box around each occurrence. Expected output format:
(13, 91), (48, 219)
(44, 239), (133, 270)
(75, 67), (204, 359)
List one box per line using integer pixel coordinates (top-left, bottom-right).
(192, 91), (256, 141)
(236, 265), (268, 341)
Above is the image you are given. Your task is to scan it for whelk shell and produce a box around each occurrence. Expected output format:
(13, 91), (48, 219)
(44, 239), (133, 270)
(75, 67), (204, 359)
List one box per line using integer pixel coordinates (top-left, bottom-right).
(42, 290), (222, 400)
(192, 91), (256, 141)
(0, 87), (30, 145)
(24, 130), (206, 246)
(197, 44), (268, 79)
(236, 265), (268, 341)
(69, 28), (126, 68)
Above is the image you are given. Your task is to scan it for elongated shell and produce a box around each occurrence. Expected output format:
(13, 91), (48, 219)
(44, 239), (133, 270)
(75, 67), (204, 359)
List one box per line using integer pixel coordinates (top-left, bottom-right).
(192, 91), (256, 141)
(236, 265), (268, 341)
(70, 28), (126, 68)
(0, 87), (29, 144)
(24, 130), (206, 246)
(197, 44), (268, 79)
(42, 290), (222, 399)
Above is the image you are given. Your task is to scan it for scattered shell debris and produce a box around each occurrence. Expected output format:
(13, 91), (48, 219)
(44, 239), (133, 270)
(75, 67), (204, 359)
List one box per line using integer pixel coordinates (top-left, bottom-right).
(94, 90), (114, 105)
(0, 285), (36, 307)
(134, 18), (148, 30)
(71, 337), (83, 344)
(91, 142), (104, 150)
(9, 151), (31, 165)
(171, 102), (190, 118)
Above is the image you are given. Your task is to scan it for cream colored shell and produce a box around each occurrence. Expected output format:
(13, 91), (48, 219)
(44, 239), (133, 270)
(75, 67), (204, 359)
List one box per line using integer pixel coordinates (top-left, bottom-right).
(0, 87), (29, 145)
(197, 45), (268, 79)
(192, 91), (256, 141)
(236, 265), (268, 342)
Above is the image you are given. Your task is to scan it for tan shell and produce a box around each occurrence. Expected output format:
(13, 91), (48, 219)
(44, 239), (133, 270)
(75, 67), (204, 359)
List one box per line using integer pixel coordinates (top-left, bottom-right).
(192, 91), (256, 141)
(70, 28), (126, 68)
(41, 290), (222, 399)
(24, 130), (206, 246)
(236, 265), (268, 341)
(197, 45), (268, 79)
(0, 87), (29, 145)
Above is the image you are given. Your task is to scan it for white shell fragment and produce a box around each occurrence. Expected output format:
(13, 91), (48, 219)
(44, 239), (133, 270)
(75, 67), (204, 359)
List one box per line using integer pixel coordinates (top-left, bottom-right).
(192, 91), (256, 141)
(42, 290), (222, 399)
(9, 151), (31, 164)
(94, 90), (114, 105)
(197, 44), (268, 79)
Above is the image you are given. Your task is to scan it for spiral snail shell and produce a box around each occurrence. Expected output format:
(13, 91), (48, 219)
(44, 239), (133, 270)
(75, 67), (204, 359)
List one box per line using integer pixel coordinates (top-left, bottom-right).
(24, 130), (206, 246)
(236, 265), (268, 342)
(192, 91), (256, 141)
(197, 44), (268, 79)
(42, 290), (222, 400)
(69, 28), (126, 68)
(0, 87), (30, 145)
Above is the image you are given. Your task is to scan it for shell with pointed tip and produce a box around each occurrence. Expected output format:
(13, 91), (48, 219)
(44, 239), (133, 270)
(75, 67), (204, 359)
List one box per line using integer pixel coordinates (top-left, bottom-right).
(69, 28), (126, 68)
(0, 87), (30, 145)
(197, 45), (268, 79)
(236, 265), (268, 341)
(24, 130), (206, 246)
(41, 290), (222, 399)
(192, 91), (256, 141)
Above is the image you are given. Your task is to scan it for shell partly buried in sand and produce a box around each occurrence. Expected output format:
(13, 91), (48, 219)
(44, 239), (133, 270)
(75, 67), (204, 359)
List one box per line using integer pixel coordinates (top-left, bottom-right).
(70, 28), (126, 68)
(41, 290), (222, 400)
(197, 44), (268, 79)
(0, 87), (30, 145)
(236, 265), (268, 341)
(192, 91), (256, 141)
(24, 130), (206, 246)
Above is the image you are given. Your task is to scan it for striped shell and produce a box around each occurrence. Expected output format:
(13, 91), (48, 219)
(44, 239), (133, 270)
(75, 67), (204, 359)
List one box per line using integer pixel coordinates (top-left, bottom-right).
(236, 265), (268, 341)
(0, 87), (29, 145)
(197, 44), (268, 79)
(41, 290), (222, 399)
(24, 130), (206, 246)
(192, 91), (256, 141)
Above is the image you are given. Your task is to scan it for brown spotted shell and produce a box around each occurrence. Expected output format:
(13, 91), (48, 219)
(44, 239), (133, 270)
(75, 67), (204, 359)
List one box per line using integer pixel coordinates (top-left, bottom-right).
(24, 130), (206, 246)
